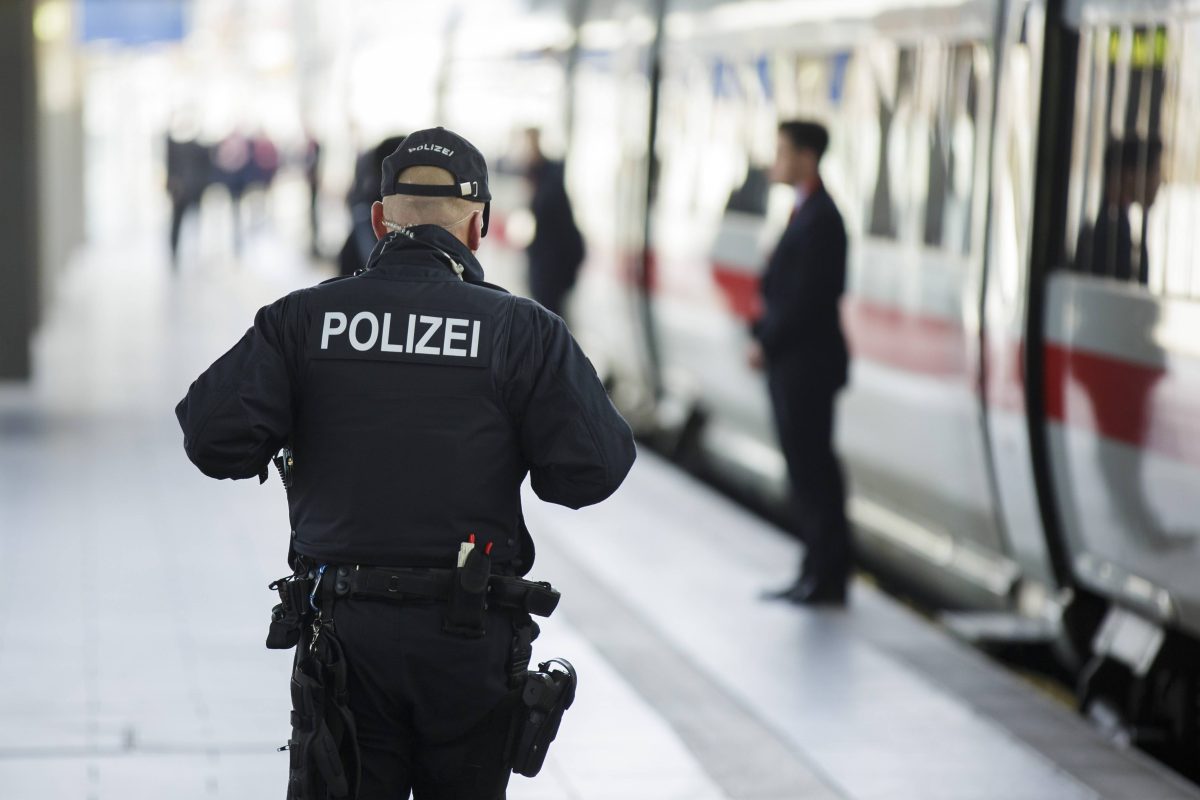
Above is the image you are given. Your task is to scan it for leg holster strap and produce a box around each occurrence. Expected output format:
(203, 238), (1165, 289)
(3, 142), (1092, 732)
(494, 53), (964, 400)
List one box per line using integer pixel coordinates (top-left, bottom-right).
(286, 596), (360, 799)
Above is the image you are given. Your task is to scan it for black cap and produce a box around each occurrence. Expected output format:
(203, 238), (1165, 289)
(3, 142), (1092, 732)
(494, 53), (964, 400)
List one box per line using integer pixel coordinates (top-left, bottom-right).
(380, 127), (492, 235)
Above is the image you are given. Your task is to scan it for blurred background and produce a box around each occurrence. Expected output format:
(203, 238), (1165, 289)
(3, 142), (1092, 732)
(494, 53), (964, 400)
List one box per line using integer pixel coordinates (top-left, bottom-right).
(5, 0), (574, 302)
(4, 0), (1200, 798)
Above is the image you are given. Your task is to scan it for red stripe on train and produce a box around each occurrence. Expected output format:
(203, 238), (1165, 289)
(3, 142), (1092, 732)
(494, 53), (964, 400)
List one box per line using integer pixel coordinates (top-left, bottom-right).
(842, 301), (968, 378)
(1043, 344), (1200, 466)
(709, 260), (1200, 466)
(711, 265), (761, 320)
(710, 261), (968, 378)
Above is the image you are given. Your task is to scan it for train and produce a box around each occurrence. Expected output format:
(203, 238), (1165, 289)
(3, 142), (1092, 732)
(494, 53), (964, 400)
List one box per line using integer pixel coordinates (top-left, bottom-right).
(430, 0), (1200, 769)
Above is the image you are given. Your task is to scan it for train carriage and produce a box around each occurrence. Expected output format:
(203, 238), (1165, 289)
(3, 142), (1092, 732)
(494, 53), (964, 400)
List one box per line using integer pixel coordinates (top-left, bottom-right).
(445, 0), (1200, 766)
(646, 0), (1026, 612)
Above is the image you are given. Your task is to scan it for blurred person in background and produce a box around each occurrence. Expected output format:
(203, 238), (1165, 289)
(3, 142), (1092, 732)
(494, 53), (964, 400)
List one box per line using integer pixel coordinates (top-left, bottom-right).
(523, 128), (585, 318)
(248, 128), (281, 213)
(213, 129), (253, 255)
(751, 120), (852, 607)
(301, 129), (322, 257)
(249, 129), (280, 189)
(244, 129), (281, 239)
(338, 134), (406, 276)
(176, 127), (635, 799)
(165, 113), (211, 269)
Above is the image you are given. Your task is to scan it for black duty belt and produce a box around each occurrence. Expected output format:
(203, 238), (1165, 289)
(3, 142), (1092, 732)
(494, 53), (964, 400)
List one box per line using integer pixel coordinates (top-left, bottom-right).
(328, 565), (561, 618)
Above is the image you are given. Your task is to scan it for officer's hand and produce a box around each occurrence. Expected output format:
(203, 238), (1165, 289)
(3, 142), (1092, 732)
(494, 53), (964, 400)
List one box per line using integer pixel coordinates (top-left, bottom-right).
(747, 341), (765, 371)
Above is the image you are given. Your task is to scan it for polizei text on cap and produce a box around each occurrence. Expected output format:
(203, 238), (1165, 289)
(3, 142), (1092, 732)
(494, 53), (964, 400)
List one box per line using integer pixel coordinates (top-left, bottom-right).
(406, 143), (454, 157)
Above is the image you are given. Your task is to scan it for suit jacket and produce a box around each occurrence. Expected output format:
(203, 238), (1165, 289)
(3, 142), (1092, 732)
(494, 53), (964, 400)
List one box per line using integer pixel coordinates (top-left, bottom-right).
(527, 160), (585, 295)
(752, 184), (849, 389)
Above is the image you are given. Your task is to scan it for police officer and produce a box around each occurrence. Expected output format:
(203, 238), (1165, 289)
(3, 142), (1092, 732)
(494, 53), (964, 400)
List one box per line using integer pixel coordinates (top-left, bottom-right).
(176, 127), (636, 799)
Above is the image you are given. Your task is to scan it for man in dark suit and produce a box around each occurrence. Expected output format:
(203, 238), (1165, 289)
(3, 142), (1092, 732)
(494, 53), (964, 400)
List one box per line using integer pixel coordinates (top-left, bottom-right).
(750, 120), (852, 606)
(524, 128), (585, 317)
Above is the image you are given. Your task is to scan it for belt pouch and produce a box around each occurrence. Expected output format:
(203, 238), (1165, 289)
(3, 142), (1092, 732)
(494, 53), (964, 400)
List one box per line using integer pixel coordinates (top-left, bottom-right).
(267, 577), (314, 650)
(267, 604), (301, 650)
(443, 547), (490, 638)
(522, 582), (560, 618)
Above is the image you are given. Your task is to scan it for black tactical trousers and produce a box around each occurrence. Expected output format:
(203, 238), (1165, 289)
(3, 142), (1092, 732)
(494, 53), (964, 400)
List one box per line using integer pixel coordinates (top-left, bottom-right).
(766, 368), (852, 585)
(331, 598), (517, 799)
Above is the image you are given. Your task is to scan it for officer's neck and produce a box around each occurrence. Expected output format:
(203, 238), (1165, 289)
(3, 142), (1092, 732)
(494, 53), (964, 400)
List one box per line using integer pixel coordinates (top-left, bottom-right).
(374, 224), (487, 284)
(404, 224), (471, 252)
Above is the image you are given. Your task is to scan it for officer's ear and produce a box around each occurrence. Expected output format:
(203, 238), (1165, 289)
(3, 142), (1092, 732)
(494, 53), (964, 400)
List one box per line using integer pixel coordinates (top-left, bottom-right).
(370, 201), (388, 240)
(466, 210), (482, 252)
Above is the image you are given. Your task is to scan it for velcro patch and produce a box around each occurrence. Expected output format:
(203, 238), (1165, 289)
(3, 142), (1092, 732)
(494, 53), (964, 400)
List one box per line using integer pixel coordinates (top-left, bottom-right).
(308, 307), (490, 367)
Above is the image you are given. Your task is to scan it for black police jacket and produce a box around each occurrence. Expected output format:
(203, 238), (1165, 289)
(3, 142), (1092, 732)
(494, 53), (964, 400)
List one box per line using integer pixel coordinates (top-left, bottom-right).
(175, 225), (636, 573)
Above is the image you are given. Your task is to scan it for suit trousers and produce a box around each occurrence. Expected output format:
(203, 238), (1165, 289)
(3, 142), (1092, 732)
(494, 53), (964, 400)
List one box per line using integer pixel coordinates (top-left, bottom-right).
(766, 366), (852, 585)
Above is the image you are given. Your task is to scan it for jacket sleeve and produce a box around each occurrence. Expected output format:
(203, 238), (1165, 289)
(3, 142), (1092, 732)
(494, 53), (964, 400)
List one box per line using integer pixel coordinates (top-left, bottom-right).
(752, 210), (847, 355)
(175, 295), (298, 480)
(504, 301), (636, 508)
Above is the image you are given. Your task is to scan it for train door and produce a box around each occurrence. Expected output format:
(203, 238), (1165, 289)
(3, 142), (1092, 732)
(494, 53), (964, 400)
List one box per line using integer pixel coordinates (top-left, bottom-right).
(833, 12), (1019, 605)
(980, 0), (1063, 604)
(564, 0), (662, 428)
(647, 26), (812, 492)
(436, 1), (660, 429)
(1047, 2), (1200, 636)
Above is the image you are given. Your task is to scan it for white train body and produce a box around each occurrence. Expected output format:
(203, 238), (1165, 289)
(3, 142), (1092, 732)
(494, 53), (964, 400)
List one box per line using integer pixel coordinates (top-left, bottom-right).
(445, 0), (1200, 763)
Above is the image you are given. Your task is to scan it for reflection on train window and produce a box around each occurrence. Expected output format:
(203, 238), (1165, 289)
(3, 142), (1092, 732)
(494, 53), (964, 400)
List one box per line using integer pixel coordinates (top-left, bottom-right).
(654, 50), (775, 236)
(858, 43), (980, 254)
(653, 48), (846, 251)
(653, 38), (987, 262)
(725, 166), (769, 216)
(922, 44), (980, 256)
(865, 47), (914, 240)
(1067, 21), (1200, 299)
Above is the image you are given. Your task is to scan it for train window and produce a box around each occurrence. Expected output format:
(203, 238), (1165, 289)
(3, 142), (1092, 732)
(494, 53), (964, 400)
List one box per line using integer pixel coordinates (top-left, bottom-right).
(725, 166), (769, 216)
(921, 44), (981, 256)
(777, 52), (857, 233)
(863, 46), (916, 241)
(648, 46), (775, 274)
(1067, 20), (1200, 299)
(855, 42), (980, 254)
(1153, 17), (1200, 299)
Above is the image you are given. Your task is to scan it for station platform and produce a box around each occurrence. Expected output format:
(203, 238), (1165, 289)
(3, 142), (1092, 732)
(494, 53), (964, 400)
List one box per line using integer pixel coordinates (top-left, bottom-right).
(1, 232), (1198, 799)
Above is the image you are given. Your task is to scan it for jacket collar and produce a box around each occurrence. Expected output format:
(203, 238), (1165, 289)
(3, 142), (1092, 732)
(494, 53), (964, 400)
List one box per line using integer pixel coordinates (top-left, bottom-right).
(362, 224), (487, 284)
